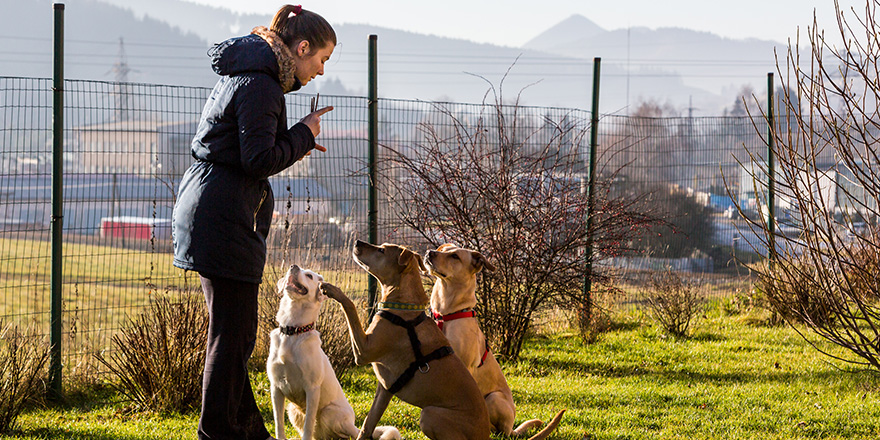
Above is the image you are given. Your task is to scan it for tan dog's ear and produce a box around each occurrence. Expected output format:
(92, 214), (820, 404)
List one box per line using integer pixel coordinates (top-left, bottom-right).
(472, 252), (496, 273)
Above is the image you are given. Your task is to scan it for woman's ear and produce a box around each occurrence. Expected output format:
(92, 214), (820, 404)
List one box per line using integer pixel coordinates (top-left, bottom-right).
(294, 39), (310, 57)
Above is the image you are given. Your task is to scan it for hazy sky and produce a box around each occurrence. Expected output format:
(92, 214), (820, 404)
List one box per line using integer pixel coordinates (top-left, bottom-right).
(182, 0), (862, 47)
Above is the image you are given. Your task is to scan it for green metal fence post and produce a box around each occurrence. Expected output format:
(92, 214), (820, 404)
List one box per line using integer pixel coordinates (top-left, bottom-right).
(367, 34), (378, 320)
(583, 57), (601, 326)
(767, 72), (776, 260)
(50, 2), (65, 399)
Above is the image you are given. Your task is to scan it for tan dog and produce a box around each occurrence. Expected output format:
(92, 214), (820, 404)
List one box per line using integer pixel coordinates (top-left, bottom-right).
(425, 244), (565, 437)
(267, 265), (400, 440)
(323, 241), (564, 440)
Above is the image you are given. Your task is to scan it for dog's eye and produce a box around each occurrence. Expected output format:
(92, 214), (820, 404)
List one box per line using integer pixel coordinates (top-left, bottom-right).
(306, 273), (313, 279)
(451, 254), (460, 260)
(378, 248), (385, 254)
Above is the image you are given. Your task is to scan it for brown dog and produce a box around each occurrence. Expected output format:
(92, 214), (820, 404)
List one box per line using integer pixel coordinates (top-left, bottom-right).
(425, 244), (565, 437)
(321, 240), (491, 440)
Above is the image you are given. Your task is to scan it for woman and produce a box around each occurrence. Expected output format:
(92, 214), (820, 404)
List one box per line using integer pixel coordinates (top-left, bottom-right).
(171, 5), (336, 440)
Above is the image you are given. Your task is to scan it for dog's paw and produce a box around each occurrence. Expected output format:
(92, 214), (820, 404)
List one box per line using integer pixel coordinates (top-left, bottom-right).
(320, 282), (346, 302)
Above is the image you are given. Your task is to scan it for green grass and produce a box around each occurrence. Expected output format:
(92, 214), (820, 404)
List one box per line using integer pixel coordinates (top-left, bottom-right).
(5, 306), (880, 439)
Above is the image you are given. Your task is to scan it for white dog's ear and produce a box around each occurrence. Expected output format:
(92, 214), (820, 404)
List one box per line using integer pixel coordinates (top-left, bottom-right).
(472, 252), (496, 273)
(276, 272), (289, 294)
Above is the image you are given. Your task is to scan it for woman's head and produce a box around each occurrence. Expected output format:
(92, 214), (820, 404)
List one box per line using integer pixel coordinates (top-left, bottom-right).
(270, 4), (336, 87)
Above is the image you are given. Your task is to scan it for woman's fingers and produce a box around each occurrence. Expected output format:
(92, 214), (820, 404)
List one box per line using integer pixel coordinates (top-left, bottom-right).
(314, 106), (334, 116)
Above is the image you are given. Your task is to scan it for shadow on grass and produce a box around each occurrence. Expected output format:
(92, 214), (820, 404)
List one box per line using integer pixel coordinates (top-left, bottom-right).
(5, 427), (150, 440)
(517, 352), (850, 386)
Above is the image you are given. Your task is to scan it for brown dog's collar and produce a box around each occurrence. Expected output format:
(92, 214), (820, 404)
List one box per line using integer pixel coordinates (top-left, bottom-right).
(378, 301), (427, 311)
(279, 322), (315, 335)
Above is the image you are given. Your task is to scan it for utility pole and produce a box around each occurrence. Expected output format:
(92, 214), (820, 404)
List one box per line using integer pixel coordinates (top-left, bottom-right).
(111, 37), (131, 121)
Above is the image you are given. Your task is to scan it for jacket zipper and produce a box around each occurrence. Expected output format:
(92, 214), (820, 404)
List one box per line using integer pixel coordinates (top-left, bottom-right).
(254, 189), (267, 231)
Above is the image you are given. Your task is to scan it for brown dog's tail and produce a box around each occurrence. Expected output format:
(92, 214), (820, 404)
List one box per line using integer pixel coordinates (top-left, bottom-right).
(526, 409), (565, 440)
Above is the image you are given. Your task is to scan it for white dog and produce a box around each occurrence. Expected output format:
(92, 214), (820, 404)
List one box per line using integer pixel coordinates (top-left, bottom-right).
(267, 265), (400, 440)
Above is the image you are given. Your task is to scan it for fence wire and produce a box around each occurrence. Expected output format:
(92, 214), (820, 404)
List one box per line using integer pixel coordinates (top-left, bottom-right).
(1, 76), (770, 381)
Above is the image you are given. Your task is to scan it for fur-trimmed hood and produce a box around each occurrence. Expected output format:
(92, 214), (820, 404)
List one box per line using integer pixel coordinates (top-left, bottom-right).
(209, 27), (301, 93)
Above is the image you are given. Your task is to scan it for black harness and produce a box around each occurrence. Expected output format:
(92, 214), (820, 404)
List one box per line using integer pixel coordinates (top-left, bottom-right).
(376, 310), (454, 394)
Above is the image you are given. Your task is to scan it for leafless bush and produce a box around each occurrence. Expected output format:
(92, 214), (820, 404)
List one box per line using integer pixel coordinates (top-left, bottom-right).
(0, 322), (49, 433)
(643, 270), (705, 338)
(95, 292), (207, 413)
(740, 0), (880, 369)
(380, 91), (658, 358)
(757, 257), (835, 327)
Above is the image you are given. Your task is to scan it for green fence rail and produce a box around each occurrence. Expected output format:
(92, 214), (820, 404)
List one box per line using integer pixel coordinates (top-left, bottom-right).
(1, 75), (771, 383)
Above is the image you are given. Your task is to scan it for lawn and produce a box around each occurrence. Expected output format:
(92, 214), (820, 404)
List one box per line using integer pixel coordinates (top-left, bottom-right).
(5, 304), (880, 440)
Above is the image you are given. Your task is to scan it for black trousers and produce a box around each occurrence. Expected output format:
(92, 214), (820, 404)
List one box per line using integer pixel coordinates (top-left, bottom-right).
(198, 274), (270, 440)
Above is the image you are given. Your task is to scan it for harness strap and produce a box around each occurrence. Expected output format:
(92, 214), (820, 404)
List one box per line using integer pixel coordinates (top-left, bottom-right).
(387, 346), (454, 394)
(377, 310), (427, 358)
(376, 310), (454, 394)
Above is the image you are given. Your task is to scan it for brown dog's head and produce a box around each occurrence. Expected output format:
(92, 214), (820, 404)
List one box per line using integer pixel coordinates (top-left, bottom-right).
(424, 243), (496, 280)
(276, 264), (325, 303)
(353, 240), (425, 286)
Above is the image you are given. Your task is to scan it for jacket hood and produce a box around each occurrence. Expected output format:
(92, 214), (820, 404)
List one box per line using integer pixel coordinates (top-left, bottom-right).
(210, 27), (301, 93)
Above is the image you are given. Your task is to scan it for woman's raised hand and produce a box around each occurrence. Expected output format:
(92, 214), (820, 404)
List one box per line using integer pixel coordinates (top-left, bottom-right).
(301, 106), (333, 153)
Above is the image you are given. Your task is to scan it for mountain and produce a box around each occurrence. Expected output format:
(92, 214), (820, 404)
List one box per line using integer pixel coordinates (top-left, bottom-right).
(0, 0), (786, 114)
(525, 16), (786, 112)
(525, 14), (606, 52)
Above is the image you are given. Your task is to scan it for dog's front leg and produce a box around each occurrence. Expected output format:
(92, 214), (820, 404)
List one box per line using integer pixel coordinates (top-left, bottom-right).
(270, 386), (287, 440)
(302, 385), (321, 440)
(321, 283), (383, 364)
(358, 384), (393, 440)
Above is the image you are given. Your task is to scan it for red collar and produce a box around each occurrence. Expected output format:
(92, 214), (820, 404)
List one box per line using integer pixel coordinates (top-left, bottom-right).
(431, 308), (490, 367)
(431, 308), (476, 330)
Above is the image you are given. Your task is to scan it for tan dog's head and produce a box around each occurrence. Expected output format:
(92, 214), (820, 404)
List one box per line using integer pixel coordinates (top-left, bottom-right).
(424, 243), (496, 280)
(353, 240), (425, 286)
(276, 264), (325, 304)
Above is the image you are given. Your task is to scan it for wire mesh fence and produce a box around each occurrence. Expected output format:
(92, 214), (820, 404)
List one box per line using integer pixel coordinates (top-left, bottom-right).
(1, 76), (770, 381)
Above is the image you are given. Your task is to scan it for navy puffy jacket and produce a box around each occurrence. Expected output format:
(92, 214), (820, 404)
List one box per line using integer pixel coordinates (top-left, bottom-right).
(172, 33), (315, 283)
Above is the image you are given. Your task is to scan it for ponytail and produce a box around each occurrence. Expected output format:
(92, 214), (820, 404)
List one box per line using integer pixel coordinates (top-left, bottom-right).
(270, 4), (337, 50)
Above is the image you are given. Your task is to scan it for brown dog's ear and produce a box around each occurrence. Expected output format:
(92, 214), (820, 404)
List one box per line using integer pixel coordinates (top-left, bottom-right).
(472, 252), (496, 273)
(398, 248), (426, 272)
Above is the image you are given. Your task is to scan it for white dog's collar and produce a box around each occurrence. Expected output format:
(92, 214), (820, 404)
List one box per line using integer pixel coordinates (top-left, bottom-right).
(279, 322), (315, 335)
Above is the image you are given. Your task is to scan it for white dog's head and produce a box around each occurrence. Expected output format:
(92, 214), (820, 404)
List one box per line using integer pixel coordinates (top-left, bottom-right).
(276, 265), (325, 303)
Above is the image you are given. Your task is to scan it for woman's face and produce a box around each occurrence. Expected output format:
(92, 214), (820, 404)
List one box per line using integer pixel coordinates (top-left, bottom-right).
(293, 41), (334, 87)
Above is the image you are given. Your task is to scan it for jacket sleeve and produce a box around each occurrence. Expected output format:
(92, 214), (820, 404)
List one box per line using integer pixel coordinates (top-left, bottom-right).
(234, 75), (316, 179)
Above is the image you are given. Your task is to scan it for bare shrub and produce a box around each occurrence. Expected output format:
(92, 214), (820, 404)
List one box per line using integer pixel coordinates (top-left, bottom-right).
(380, 91), (658, 358)
(95, 292), (207, 413)
(757, 257), (835, 327)
(0, 322), (49, 433)
(739, 0), (880, 369)
(643, 270), (705, 338)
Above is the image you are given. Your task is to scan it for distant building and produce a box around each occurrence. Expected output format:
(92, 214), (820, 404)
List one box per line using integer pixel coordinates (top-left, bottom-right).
(70, 119), (196, 178)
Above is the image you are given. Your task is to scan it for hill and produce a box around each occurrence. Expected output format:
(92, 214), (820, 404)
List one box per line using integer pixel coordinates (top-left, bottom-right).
(0, 0), (787, 114)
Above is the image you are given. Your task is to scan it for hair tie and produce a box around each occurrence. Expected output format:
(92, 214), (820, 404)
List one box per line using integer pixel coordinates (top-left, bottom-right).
(291, 4), (303, 15)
